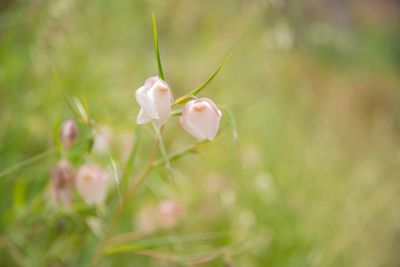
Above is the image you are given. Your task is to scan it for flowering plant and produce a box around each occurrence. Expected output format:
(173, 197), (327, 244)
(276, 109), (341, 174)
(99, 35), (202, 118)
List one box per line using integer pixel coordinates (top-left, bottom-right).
(43, 13), (235, 265)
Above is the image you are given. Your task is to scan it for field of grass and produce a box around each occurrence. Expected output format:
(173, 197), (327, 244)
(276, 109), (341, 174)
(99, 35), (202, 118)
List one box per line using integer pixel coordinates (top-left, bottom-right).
(1, 1), (400, 266)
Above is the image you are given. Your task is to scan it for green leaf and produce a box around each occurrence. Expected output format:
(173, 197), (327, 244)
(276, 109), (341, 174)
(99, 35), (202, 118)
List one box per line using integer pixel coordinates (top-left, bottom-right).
(0, 149), (57, 178)
(104, 232), (228, 255)
(64, 96), (89, 123)
(109, 156), (123, 211)
(174, 53), (231, 105)
(73, 97), (89, 123)
(152, 12), (164, 80)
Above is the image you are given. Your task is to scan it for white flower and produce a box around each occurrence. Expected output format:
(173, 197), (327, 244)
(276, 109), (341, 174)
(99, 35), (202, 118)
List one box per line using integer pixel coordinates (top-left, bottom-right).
(76, 164), (108, 205)
(180, 98), (222, 141)
(135, 76), (173, 127)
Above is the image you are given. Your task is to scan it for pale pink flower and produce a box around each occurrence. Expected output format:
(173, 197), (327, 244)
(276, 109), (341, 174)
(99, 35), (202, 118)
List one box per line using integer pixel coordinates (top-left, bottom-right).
(135, 76), (173, 127)
(158, 200), (182, 229)
(92, 126), (112, 155)
(136, 207), (159, 234)
(60, 119), (78, 149)
(51, 159), (74, 207)
(180, 98), (222, 141)
(136, 200), (183, 232)
(75, 164), (108, 205)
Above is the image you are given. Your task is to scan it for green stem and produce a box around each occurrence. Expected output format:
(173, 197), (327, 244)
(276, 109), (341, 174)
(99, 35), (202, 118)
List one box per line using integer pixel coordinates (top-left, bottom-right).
(152, 123), (174, 180)
(152, 13), (164, 80)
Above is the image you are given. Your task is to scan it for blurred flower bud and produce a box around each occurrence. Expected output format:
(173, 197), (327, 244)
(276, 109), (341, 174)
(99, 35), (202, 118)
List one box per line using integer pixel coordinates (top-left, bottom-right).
(52, 159), (74, 207)
(136, 200), (183, 233)
(76, 164), (108, 205)
(180, 98), (222, 141)
(60, 119), (78, 149)
(157, 200), (182, 229)
(135, 76), (173, 127)
(136, 207), (158, 234)
(92, 126), (112, 155)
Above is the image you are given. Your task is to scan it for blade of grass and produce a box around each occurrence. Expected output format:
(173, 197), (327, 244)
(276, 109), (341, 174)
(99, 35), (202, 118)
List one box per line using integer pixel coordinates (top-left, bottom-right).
(152, 12), (164, 80)
(104, 232), (228, 255)
(220, 105), (238, 144)
(109, 156), (123, 211)
(0, 137), (91, 179)
(64, 96), (89, 123)
(0, 149), (57, 178)
(174, 53), (231, 105)
(73, 97), (89, 123)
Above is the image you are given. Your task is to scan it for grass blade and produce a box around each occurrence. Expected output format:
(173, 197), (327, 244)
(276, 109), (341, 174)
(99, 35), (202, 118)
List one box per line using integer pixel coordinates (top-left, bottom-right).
(152, 13), (164, 80)
(220, 105), (238, 144)
(109, 156), (123, 211)
(174, 53), (231, 105)
(64, 96), (89, 123)
(104, 232), (228, 255)
(0, 149), (57, 178)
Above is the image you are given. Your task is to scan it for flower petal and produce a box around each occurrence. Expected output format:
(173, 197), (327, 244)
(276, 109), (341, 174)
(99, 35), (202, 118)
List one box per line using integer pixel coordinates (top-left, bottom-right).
(76, 164), (108, 205)
(135, 85), (159, 119)
(137, 108), (153, 124)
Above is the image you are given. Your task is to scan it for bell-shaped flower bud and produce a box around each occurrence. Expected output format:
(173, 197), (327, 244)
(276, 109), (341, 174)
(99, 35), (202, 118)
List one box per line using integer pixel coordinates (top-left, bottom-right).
(135, 76), (173, 127)
(158, 200), (183, 229)
(76, 164), (108, 205)
(135, 200), (183, 233)
(60, 119), (78, 149)
(180, 98), (222, 141)
(51, 159), (74, 207)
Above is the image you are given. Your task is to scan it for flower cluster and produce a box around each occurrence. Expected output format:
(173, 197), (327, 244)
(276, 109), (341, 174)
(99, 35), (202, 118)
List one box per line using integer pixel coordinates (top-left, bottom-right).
(50, 15), (229, 212)
(51, 119), (109, 207)
(135, 76), (222, 141)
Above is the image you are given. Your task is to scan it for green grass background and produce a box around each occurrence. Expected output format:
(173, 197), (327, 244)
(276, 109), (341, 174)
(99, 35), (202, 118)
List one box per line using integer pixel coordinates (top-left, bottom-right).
(1, 0), (400, 266)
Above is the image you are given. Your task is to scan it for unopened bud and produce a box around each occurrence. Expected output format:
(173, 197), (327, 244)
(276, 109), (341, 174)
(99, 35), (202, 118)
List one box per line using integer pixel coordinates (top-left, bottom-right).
(135, 76), (173, 127)
(76, 164), (109, 205)
(180, 98), (222, 141)
(60, 119), (78, 149)
(158, 200), (183, 229)
(52, 159), (74, 207)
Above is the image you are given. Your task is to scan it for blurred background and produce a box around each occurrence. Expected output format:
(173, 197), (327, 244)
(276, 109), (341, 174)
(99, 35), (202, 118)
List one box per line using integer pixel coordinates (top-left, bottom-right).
(1, 0), (400, 266)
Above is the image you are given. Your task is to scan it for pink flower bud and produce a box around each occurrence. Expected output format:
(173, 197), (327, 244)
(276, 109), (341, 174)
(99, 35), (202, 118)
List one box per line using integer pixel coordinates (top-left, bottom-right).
(51, 159), (74, 207)
(136, 207), (158, 234)
(135, 76), (173, 127)
(135, 200), (183, 233)
(60, 119), (78, 149)
(180, 98), (222, 141)
(76, 164), (108, 205)
(158, 200), (182, 229)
